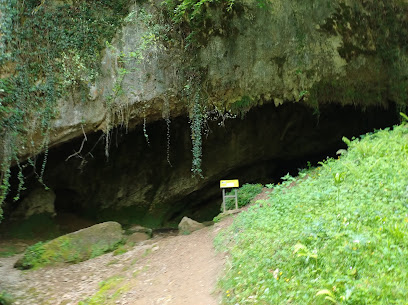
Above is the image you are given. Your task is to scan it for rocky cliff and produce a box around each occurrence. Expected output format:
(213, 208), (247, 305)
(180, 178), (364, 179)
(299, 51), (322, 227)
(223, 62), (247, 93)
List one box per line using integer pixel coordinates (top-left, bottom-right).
(2, 0), (407, 156)
(1, 0), (407, 223)
(55, 0), (408, 144)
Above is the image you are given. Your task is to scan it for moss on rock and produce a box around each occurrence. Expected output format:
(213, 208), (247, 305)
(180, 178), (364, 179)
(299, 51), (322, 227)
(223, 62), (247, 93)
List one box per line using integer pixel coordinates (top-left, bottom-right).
(14, 221), (124, 269)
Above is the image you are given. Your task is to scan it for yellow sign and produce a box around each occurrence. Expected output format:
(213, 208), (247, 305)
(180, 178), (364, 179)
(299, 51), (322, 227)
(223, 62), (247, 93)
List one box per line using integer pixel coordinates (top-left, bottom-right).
(220, 179), (239, 188)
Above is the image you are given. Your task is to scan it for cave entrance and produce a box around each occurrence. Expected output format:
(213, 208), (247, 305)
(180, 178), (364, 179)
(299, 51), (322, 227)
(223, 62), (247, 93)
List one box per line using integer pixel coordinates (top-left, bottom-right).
(162, 102), (401, 224)
(2, 101), (401, 230)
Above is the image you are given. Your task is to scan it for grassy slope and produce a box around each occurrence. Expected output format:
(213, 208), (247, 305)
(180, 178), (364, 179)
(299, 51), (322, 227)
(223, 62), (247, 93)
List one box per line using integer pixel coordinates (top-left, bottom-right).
(216, 123), (408, 304)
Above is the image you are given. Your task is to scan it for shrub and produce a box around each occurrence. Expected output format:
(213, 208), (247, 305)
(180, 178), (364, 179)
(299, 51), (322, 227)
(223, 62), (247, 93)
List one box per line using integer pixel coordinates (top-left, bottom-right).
(224, 183), (263, 210)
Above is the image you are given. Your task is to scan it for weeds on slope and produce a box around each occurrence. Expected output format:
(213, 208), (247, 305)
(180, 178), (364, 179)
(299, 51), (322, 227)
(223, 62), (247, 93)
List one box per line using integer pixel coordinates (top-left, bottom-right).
(215, 123), (408, 304)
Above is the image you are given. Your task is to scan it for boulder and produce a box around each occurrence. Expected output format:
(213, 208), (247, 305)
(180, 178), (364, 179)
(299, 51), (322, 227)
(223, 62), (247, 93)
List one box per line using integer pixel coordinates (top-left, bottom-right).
(12, 187), (56, 220)
(126, 232), (150, 244)
(14, 221), (124, 269)
(178, 217), (205, 235)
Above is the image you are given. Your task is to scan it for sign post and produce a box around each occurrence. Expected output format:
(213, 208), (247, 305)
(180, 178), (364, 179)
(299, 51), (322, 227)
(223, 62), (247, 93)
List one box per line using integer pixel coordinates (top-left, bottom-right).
(220, 179), (239, 212)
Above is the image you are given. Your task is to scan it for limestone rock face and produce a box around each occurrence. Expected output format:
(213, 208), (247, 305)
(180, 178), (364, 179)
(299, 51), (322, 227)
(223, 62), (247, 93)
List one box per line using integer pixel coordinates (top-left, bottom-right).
(178, 217), (205, 235)
(28, 0), (408, 151)
(11, 188), (56, 220)
(3, 0), (406, 227)
(14, 221), (124, 269)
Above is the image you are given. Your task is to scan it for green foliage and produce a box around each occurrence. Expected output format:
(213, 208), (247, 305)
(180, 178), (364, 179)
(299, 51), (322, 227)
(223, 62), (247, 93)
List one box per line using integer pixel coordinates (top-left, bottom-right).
(0, 0), (130, 209)
(0, 291), (13, 305)
(160, 0), (242, 176)
(190, 89), (204, 177)
(400, 112), (408, 122)
(113, 245), (129, 256)
(229, 96), (256, 118)
(216, 123), (408, 304)
(17, 241), (47, 270)
(224, 183), (263, 210)
(163, 0), (229, 24)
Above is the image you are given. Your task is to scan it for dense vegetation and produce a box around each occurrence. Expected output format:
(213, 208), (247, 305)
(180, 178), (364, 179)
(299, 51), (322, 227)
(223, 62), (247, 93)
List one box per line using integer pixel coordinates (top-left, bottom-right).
(223, 183), (263, 211)
(216, 120), (408, 304)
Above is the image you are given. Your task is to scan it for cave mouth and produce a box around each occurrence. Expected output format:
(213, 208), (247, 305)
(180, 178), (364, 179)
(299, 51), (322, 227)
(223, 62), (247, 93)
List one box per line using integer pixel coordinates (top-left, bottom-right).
(54, 188), (82, 214)
(2, 101), (401, 231)
(161, 102), (401, 224)
(162, 151), (347, 224)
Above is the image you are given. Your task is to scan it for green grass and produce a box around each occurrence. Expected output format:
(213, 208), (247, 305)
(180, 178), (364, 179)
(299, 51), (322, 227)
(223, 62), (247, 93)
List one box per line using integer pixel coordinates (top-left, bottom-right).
(112, 245), (129, 256)
(78, 276), (127, 305)
(215, 123), (408, 304)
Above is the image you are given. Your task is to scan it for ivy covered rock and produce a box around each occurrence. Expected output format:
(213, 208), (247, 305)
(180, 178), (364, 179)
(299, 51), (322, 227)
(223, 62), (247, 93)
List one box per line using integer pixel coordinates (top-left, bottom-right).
(2, 0), (407, 164)
(14, 221), (124, 270)
(1, 0), (407, 226)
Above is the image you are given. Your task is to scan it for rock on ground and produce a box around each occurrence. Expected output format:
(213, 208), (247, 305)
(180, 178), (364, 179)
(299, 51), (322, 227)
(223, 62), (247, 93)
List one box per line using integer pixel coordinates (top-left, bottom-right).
(178, 217), (205, 235)
(14, 221), (124, 269)
(0, 216), (235, 305)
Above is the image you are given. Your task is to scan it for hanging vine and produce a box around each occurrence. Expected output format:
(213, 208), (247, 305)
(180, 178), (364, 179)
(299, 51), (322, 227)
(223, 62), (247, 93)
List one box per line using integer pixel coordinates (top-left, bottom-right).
(188, 87), (204, 177)
(163, 97), (172, 166)
(0, 0), (131, 210)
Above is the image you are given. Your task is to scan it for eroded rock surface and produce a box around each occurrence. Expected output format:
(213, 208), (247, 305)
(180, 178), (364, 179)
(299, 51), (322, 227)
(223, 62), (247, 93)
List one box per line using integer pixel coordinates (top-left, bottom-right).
(18, 0), (408, 150)
(2, 0), (406, 226)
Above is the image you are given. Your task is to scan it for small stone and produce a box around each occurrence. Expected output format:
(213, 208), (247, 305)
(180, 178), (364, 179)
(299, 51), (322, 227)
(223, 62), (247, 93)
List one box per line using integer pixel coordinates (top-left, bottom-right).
(81, 276), (87, 281)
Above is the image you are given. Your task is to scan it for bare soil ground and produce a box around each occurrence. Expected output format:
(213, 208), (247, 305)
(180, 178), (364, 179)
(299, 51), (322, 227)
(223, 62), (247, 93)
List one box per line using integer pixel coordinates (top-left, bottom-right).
(0, 217), (234, 305)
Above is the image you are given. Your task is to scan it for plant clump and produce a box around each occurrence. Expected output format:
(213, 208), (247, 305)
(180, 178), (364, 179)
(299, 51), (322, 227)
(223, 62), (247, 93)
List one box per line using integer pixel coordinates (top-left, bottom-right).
(223, 183), (263, 211)
(0, 291), (13, 305)
(78, 276), (127, 305)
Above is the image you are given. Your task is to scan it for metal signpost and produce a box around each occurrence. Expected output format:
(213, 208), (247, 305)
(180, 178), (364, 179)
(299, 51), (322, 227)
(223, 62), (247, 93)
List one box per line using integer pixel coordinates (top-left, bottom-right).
(220, 179), (239, 213)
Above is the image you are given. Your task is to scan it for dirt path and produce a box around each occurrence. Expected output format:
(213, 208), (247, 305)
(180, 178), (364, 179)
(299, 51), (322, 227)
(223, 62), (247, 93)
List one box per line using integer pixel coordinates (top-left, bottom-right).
(0, 219), (233, 305)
